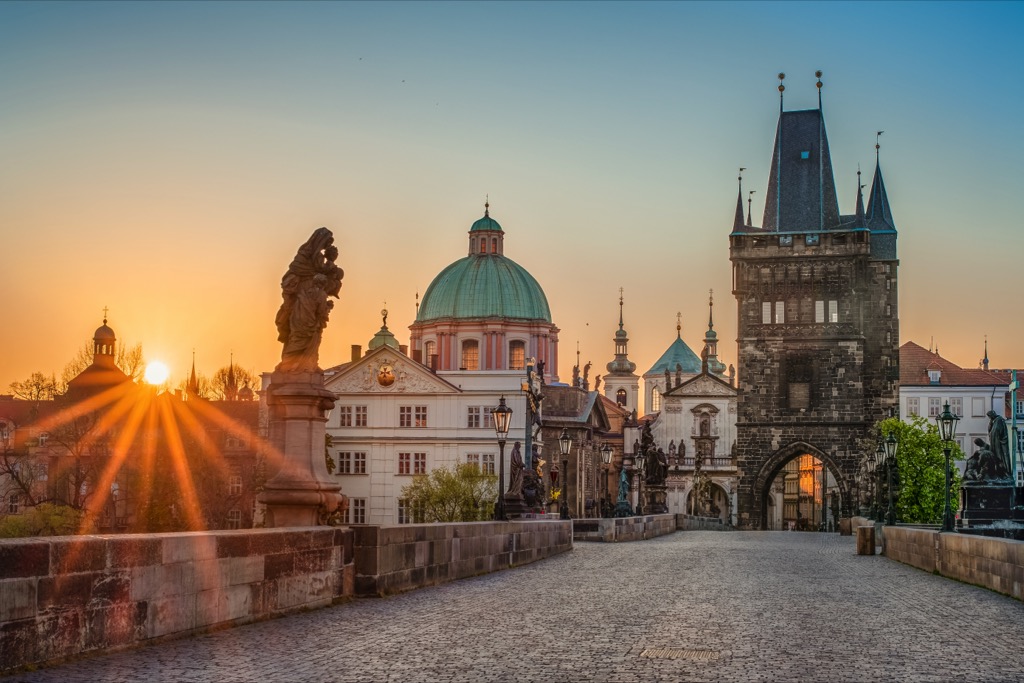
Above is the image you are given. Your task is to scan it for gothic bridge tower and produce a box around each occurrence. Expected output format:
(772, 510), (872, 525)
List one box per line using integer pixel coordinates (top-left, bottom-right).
(729, 73), (900, 529)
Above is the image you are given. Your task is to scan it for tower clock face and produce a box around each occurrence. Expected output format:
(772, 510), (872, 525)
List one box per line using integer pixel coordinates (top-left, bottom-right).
(377, 363), (395, 387)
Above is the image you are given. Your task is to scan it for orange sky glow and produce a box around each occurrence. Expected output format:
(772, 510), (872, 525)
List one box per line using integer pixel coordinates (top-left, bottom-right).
(2, 3), (1022, 393)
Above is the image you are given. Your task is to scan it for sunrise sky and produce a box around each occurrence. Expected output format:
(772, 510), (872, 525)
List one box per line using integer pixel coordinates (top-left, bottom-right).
(2, 1), (1021, 392)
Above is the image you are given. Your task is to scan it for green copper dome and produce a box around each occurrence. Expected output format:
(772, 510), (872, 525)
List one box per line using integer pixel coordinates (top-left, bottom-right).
(417, 254), (551, 322)
(417, 209), (551, 322)
(646, 335), (701, 376)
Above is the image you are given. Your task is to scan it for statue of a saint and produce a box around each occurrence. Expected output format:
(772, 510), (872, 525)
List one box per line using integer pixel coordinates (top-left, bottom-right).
(275, 228), (344, 373)
(987, 410), (1011, 479)
(617, 466), (629, 503)
(507, 441), (524, 497)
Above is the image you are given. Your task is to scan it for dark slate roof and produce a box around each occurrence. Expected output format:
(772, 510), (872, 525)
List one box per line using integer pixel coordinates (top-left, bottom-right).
(762, 109), (841, 231)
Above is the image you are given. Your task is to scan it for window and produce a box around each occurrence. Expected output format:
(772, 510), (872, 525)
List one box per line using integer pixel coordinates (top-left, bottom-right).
(461, 340), (479, 370)
(779, 235), (793, 246)
(414, 452), (426, 475)
(424, 341), (436, 368)
(815, 300), (825, 323)
(468, 406), (495, 429)
(805, 234), (819, 245)
(226, 509), (242, 530)
(786, 354), (813, 410)
(398, 405), (427, 428)
(355, 406), (367, 427)
(651, 387), (661, 412)
(37, 432), (49, 446)
(228, 475), (243, 496)
(972, 397), (986, 417)
(828, 300), (838, 323)
(466, 453), (480, 468)
(337, 452), (367, 475)
(950, 398), (963, 419)
(762, 302), (771, 324)
(398, 499), (410, 524)
(509, 341), (526, 371)
(907, 397), (920, 417)
(351, 498), (366, 524)
(399, 452), (411, 475)
(338, 406), (352, 427)
(398, 498), (423, 524)
(928, 397), (941, 418)
(7, 494), (19, 514)
(414, 406), (428, 428)
(616, 388), (627, 406)
(800, 150), (810, 159)
(482, 453), (495, 475)
(400, 406), (411, 428)
(774, 301), (785, 324)
(1015, 400), (1023, 417)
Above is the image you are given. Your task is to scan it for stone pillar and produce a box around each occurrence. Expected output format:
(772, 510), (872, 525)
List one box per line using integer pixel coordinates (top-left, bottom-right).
(260, 371), (343, 527)
(646, 484), (668, 514)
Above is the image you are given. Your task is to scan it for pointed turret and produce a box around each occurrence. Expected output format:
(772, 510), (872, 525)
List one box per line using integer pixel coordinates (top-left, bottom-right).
(853, 169), (866, 228)
(733, 172), (746, 231)
(702, 290), (727, 376)
(603, 289), (639, 411)
(866, 159), (895, 231)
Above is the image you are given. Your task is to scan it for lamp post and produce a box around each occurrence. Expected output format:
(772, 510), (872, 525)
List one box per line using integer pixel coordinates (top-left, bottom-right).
(558, 428), (572, 520)
(491, 396), (512, 521)
(634, 448), (646, 516)
(884, 432), (899, 526)
(867, 447), (878, 520)
(601, 443), (612, 517)
(936, 401), (959, 532)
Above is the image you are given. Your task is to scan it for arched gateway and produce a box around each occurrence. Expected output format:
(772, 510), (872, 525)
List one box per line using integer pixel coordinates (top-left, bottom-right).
(729, 78), (901, 529)
(752, 442), (847, 531)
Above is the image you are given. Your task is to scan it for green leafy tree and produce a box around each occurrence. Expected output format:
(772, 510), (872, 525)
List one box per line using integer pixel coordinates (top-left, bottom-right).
(400, 463), (497, 522)
(0, 503), (83, 537)
(876, 416), (963, 524)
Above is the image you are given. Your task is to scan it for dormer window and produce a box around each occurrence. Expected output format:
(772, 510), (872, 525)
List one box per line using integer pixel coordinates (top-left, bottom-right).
(927, 368), (941, 384)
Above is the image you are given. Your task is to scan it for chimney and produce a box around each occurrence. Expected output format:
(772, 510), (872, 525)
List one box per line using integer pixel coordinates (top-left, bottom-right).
(351, 345), (361, 362)
(429, 354), (439, 372)
(399, 344), (408, 356)
(412, 349), (423, 364)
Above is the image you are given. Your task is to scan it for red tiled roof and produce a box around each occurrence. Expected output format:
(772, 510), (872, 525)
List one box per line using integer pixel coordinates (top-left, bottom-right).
(900, 341), (1007, 387)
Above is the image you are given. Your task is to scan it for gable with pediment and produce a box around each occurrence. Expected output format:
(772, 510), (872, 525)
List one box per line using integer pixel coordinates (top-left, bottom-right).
(325, 347), (460, 395)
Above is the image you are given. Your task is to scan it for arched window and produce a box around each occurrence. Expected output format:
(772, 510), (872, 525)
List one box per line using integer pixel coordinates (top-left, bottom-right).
(508, 341), (525, 370)
(616, 388), (627, 406)
(491, 237), (498, 253)
(424, 341), (436, 368)
(651, 387), (661, 412)
(461, 340), (479, 371)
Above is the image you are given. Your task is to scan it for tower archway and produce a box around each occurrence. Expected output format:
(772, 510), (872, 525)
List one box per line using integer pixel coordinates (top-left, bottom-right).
(753, 442), (847, 531)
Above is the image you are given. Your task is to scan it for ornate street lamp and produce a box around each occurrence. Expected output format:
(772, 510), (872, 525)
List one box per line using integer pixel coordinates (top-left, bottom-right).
(868, 446), (878, 520)
(936, 401), (959, 532)
(635, 447), (646, 516)
(558, 428), (572, 520)
(884, 432), (899, 526)
(601, 443), (612, 517)
(491, 396), (513, 521)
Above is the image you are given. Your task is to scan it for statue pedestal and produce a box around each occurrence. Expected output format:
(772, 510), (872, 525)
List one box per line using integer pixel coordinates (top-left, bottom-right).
(503, 493), (529, 519)
(259, 371), (343, 527)
(960, 483), (1024, 527)
(645, 484), (668, 515)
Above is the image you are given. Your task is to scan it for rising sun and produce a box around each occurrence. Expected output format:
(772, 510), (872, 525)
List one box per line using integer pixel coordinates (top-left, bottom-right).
(143, 361), (170, 385)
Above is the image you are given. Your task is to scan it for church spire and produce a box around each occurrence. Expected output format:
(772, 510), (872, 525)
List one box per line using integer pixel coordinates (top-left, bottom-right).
(982, 335), (989, 371)
(703, 290), (726, 376)
(187, 350), (199, 396)
(606, 288), (636, 376)
(733, 169), (746, 230)
(747, 190), (755, 227)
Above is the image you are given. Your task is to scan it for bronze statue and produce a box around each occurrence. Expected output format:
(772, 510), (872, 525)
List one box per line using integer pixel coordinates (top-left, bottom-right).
(507, 441), (524, 497)
(617, 466), (629, 503)
(987, 410), (1011, 479)
(275, 228), (344, 373)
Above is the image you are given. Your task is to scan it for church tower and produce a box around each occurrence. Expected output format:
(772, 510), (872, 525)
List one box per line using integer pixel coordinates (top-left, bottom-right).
(729, 73), (900, 529)
(603, 290), (639, 413)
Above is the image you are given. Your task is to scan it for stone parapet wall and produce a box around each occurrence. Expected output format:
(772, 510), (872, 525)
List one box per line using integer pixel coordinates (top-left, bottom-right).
(677, 514), (730, 531)
(0, 528), (354, 672)
(882, 527), (1024, 601)
(572, 515), (677, 542)
(354, 520), (572, 596)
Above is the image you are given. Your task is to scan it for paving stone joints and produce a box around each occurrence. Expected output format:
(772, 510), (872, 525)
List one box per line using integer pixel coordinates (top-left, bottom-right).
(8, 532), (1023, 683)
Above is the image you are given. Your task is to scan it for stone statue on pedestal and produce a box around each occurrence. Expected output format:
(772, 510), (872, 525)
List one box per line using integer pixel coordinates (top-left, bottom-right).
(260, 228), (346, 528)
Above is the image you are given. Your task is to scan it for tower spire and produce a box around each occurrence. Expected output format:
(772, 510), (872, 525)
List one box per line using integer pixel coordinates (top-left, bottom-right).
(816, 69), (823, 110)
(676, 311), (682, 340)
(866, 131), (896, 231)
(854, 166), (866, 227)
(618, 287), (625, 330)
(747, 190), (755, 227)
(778, 72), (785, 113)
(484, 194), (489, 217)
(983, 335), (989, 371)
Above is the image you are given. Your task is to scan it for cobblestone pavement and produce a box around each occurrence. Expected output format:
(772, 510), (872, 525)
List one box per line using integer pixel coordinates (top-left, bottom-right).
(9, 532), (1024, 682)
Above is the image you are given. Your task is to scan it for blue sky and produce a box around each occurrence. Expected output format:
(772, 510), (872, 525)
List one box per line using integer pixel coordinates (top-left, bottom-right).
(1, 1), (1021, 387)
